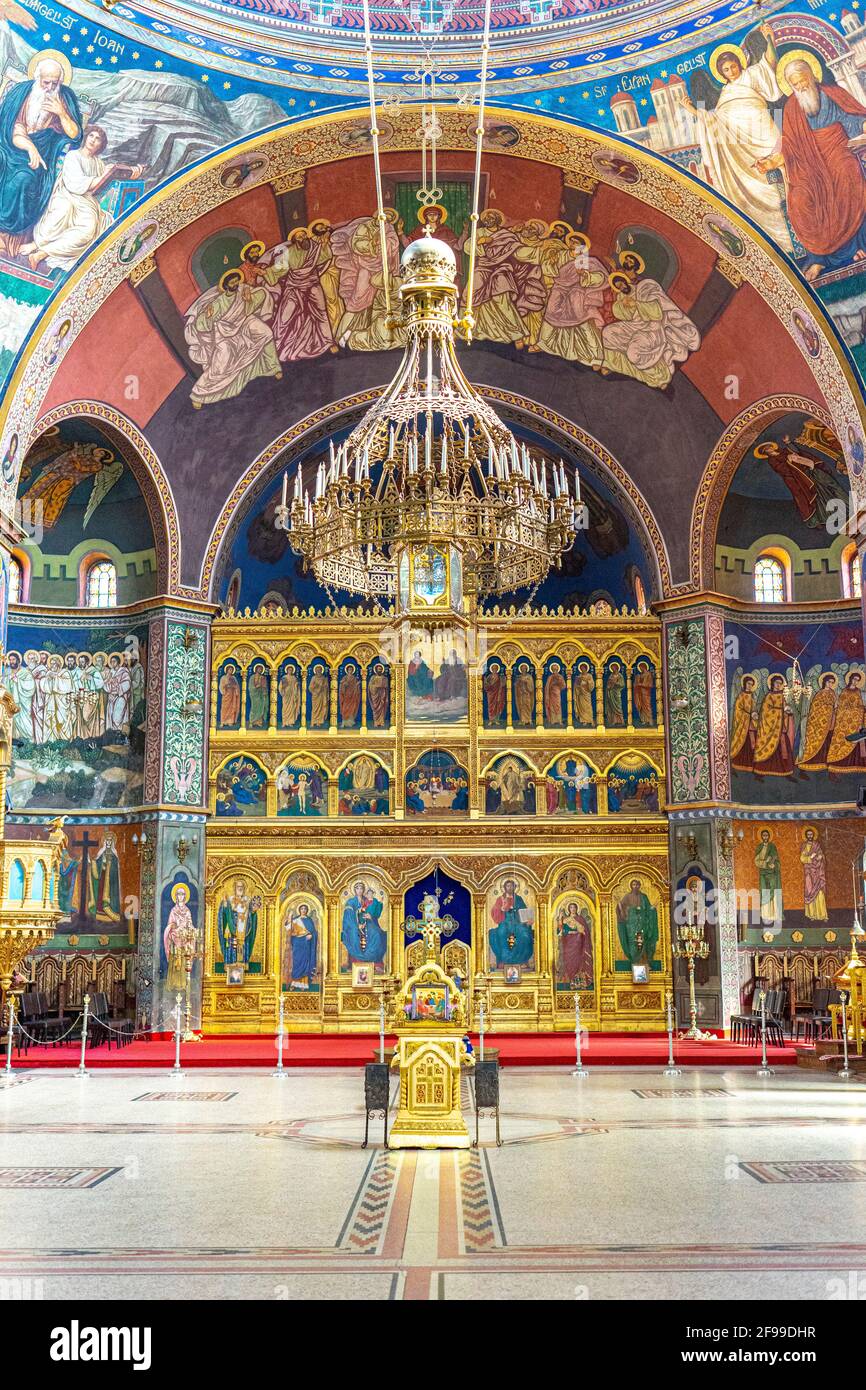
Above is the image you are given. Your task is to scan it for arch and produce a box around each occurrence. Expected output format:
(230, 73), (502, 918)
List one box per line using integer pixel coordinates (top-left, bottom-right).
(203, 389), (672, 603)
(337, 751), (390, 816)
(212, 752), (268, 818)
(275, 754), (328, 817)
(8, 549), (27, 605)
(30, 858), (47, 903)
(81, 553), (118, 609)
(27, 404), (180, 595)
(842, 541), (862, 600)
(8, 858), (25, 901)
(688, 394), (837, 594)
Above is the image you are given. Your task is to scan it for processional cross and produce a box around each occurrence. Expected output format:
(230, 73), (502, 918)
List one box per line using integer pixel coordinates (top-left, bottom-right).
(404, 891), (459, 961)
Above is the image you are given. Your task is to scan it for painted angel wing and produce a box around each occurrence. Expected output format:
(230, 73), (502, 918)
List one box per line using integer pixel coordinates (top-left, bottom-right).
(82, 454), (123, 530)
(688, 69), (720, 111)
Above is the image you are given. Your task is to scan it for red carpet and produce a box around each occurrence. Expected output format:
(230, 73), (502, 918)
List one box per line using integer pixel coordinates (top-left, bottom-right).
(8, 1032), (795, 1069)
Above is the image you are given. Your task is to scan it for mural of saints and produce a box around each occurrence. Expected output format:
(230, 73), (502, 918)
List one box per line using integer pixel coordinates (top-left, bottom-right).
(338, 660), (362, 728)
(87, 830), (121, 923)
(281, 898), (319, 990)
(246, 661), (269, 729)
(543, 660), (567, 727)
(488, 876), (535, 968)
(217, 878), (261, 966)
(632, 659), (656, 726)
(555, 899), (594, 989)
(307, 661), (331, 728)
(546, 756), (596, 814)
(616, 879), (659, 968)
(278, 662), (302, 728)
(755, 829), (783, 926)
(800, 828), (828, 923)
(485, 754), (535, 814)
(340, 878), (388, 969)
(277, 762), (326, 815)
(512, 660), (535, 727)
(604, 659), (627, 727)
(163, 881), (197, 994)
(483, 658), (507, 726)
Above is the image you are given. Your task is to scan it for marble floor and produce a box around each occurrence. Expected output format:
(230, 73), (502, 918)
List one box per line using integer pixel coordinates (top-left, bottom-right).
(1, 1064), (865, 1300)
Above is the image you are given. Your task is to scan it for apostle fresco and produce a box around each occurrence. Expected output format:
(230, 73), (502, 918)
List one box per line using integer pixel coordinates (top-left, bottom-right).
(307, 662), (330, 728)
(800, 828), (828, 923)
(752, 674), (797, 776)
(269, 226), (336, 360)
(772, 54), (866, 283)
(367, 661), (390, 728)
(632, 660), (656, 726)
(217, 878), (260, 966)
(556, 900), (594, 988)
(755, 829), (783, 927)
(616, 879), (659, 967)
(0, 52), (83, 255)
(679, 25), (793, 254)
(488, 877), (535, 967)
(163, 882), (197, 994)
(536, 232), (607, 367)
(604, 660), (626, 727)
(513, 660), (535, 727)
(338, 662), (362, 728)
(486, 754), (535, 815)
(827, 671), (866, 772)
(483, 659), (507, 726)
(24, 124), (143, 273)
(754, 438), (847, 530)
(185, 268), (283, 409)
(543, 660), (567, 727)
(246, 662), (269, 729)
(218, 662), (241, 728)
(573, 661), (595, 726)
(341, 879), (387, 968)
(278, 663), (301, 728)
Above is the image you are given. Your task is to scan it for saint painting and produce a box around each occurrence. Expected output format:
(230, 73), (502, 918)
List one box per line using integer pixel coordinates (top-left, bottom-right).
(367, 661), (390, 728)
(752, 675), (797, 776)
(217, 878), (261, 967)
(278, 661), (302, 729)
(800, 828), (828, 923)
(546, 756), (597, 815)
(338, 755), (389, 815)
(556, 899), (595, 990)
(281, 899), (319, 990)
(0, 52), (83, 254)
(246, 662), (270, 730)
(755, 829), (783, 927)
(163, 881), (196, 994)
(603, 660), (626, 727)
(405, 635), (468, 723)
(277, 762), (326, 816)
(483, 659), (507, 727)
(307, 662), (331, 729)
(488, 877), (535, 968)
(215, 756), (267, 817)
(632, 659), (657, 726)
(338, 661), (362, 729)
(485, 754), (536, 815)
(616, 879), (659, 968)
(730, 674), (759, 773)
(86, 830), (121, 923)
(827, 671), (866, 772)
(218, 662), (241, 729)
(340, 879), (387, 969)
(405, 750), (469, 816)
(543, 660), (567, 727)
(512, 660), (536, 728)
(797, 673), (838, 771)
(573, 660), (596, 727)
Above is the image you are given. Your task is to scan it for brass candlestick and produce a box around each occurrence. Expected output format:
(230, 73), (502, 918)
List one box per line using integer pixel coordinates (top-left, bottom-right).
(180, 924), (203, 1042)
(673, 920), (714, 1042)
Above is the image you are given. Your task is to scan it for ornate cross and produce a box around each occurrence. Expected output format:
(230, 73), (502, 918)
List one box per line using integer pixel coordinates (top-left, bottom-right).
(404, 891), (459, 961)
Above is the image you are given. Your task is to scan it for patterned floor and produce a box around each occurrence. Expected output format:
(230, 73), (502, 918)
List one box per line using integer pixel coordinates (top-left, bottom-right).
(2, 1066), (866, 1299)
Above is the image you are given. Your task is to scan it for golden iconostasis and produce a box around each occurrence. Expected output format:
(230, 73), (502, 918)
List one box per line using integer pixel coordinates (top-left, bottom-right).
(203, 605), (670, 1034)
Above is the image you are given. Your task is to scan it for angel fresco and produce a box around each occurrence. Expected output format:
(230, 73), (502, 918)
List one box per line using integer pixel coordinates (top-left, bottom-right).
(730, 661), (866, 781)
(678, 24), (794, 254)
(752, 431), (847, 530)
(600, 255), (700, 389)
(18, 441), (123, 531)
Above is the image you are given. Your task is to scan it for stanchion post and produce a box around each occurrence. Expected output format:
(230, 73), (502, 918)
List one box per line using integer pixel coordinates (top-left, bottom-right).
(572, 992), (589, 1078)
(76, 993), (90, 1079)
(273, 994), (286, 1078)
(3, 994), (16, 1077)
(379, 995), (385, 1065)
(756, 989), (774, 1078)
(663, 989), (682, 1077)
(171, 992), (183, 1076)
(479, 999), (485, 1062)
(839, 990), (852, 1081)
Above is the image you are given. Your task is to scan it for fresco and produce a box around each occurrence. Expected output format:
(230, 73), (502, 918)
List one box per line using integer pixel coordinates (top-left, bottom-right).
(485, 754), (536, 815)
(733, 818), (866, 944)
(5, 620), (147, 809)
(340, 875), (388, 971)
(727, 617), (866, 803)
(337, 754), (389, 814)
(607, 754), (661, 812)
(546, 755), (598, 815)
(214, 754), (267, 816)
(279, 888), (322, 992)
(614, 874), (662, 972)
(405, 630), (468, 724)
(276, 759), (327, 815)
(49, 818), (142, 937)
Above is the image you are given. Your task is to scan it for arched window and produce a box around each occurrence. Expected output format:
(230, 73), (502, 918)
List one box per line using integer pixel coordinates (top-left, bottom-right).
(842, 542), (862, 600)
(754, 552), (787, 604)
(84, 558), (117, 608)
(8, 554), (22, 605)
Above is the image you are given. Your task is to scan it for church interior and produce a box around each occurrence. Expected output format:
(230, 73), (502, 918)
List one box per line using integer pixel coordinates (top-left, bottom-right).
(2, 0), (866, 1312)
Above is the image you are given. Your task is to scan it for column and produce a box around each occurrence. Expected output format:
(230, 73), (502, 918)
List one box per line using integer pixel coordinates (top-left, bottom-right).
(137, 605), (214, 1032)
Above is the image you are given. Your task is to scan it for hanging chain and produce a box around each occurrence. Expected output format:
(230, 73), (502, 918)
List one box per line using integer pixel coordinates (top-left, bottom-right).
(362, 0), (392, 324)
(461, 0), (493, 340)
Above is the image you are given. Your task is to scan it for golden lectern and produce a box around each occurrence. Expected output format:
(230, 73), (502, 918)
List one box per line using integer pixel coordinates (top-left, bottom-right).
(388, 894), (474, 1150)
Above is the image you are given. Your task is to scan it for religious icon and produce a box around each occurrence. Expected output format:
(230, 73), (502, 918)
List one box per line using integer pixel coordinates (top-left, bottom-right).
(218, 661), (241, 728)
(163, 880), (197, 993)
(367, 660), (390, 728)
(87, 830), (121, 923)
(573, 660), (595, 726)
(616, 879), (659, 968)
(543, 660), (567, 727)
(604, 659), (626, 727)
(281, 899), (319, 990)
(555, 899), (594, 990)
(352, 962), (373, 989)
(606, 755), (659, 813)
(755, 829), (783, 928)
(215, 756), (267, 816)
(338, 755), (389, 815)
(341, 879), (388, 970)
(483, 658), (507, 727)
(278, 660), (302, 728)
(800, 828), (828, 923)
(404, 889), (459, 959)
(488, 876), (535, 969)
(512, 660), (535, 727)
(277, 761), (326, 815)
(632, 659), (656, 726)
(217, 878), (261, 974)
(246, 661), (269, 729)
(405, 750), (469, 815)
(307, 661), (330, 728)
(338, 660), (362, 728)
(546, 755), (596, 815)
(485, 754), (535, 815)
(504, 964), (521, 986)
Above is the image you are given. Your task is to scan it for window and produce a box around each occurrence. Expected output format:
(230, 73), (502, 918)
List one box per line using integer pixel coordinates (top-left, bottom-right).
(7, 555), (22, 605)
(842, 542), (862, 599)
(85, 559), (117, 608)
(754, 554), (786, 604)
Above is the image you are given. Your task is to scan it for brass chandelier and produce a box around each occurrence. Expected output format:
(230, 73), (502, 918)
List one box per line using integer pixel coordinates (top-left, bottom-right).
(273, 0), (580, 602)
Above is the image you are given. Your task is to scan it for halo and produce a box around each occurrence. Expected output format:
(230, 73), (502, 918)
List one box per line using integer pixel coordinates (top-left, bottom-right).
(171, 881), (189, 903)
(240, 239), (265, 260)
(567, 230), (591, 252)
(219, 268), (242, 291)
(27, 49), (73, 86)
(548, 219), (573, 236)
(777, 48), (823, 96)
(753, 441), (779, 458)
(708, 42), (748, 84)
(618, 249), (645, 273)
(609, 271), (632, 291)
(419, 202), (447, 224)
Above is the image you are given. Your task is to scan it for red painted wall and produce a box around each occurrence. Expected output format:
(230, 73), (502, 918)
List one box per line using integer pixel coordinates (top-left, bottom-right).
(156, 184), (282, 313)
(586, 184), (716, 312)
(41, 281), (183, 428)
